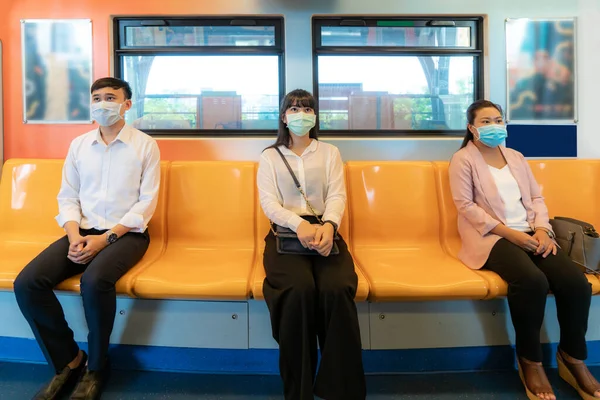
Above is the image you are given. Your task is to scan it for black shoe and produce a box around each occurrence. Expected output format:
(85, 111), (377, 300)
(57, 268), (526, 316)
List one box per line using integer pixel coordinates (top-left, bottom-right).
(69, 367), (109, 400)
(32, 351), (88, 400)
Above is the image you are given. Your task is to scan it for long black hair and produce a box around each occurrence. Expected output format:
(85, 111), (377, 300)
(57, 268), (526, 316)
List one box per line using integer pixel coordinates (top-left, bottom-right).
(266, 89), (318, 150)
(460, 100), (504, 149)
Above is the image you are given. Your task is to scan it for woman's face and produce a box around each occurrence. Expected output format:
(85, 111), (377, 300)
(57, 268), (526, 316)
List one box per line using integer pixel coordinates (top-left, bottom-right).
(282, 101), (315, 124)
(469, 107), (504, 139)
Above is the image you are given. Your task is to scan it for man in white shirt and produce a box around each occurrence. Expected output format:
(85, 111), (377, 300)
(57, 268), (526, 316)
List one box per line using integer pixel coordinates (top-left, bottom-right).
(14, 77), (161, 400)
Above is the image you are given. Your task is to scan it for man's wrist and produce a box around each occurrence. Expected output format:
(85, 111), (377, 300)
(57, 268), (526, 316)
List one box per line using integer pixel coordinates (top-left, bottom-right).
(105, 230), (119, 245)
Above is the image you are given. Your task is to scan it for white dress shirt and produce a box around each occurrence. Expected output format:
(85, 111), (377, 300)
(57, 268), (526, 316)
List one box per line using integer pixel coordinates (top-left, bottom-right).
(488, 165), (531, 232)
(257, 140), (347, 232)
(56, 124), (161, 233)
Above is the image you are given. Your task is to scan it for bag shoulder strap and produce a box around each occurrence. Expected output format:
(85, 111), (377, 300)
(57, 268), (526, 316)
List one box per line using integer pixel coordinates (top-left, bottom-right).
(274, 146), (302, 189)
(274, 146), (322, 223)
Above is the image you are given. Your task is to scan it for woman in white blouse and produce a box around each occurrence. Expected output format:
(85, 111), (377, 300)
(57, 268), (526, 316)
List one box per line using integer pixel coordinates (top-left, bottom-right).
(257, 89), (366, 400)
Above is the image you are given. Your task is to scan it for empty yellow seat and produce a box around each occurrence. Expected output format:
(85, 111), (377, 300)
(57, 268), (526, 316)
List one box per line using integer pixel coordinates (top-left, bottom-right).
(346, 161), (488, 301)
(434, 161), (600, 297)
(250, 191), (370, 301)
(133, 162), (256, 300)
(528, 159), (600, 292)
(528, 160), (600, 230)
(0, 159), (65, 289)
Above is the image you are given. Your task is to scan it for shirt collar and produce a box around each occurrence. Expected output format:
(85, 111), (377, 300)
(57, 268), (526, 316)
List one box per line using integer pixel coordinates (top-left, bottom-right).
(91, 124), (131, 146)
(278, 139), (319, 157)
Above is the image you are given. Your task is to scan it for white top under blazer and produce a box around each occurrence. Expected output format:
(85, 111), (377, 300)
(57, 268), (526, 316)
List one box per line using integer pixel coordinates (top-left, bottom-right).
(488, 164), (531, 232)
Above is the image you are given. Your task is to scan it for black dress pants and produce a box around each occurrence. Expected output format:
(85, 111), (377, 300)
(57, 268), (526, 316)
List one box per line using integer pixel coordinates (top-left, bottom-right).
(484, 237), (591, 362)
(14, 228), (149, 372)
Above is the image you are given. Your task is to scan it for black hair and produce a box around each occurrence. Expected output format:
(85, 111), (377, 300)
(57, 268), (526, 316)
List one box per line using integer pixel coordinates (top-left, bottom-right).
(460, 100), (504, 149)
(90, 77), (133, 100)
(266, 89), (318, 150)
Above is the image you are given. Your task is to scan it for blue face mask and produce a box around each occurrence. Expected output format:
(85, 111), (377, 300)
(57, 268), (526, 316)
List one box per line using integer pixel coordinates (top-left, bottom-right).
(477, 124), (508, 148)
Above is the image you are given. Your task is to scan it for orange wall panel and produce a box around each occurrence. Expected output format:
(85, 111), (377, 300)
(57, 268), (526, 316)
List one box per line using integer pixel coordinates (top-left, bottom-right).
(0, 0), (260, 161)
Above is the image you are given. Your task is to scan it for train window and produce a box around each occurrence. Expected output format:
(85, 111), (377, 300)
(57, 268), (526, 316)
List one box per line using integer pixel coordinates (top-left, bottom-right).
(113, 17), (284, 134)
(312, 17), (484, 135)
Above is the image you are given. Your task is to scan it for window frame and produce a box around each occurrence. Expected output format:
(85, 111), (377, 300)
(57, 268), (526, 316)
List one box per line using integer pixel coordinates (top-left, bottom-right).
(113, 16), (285, 136)
(312, 16), (485, 137)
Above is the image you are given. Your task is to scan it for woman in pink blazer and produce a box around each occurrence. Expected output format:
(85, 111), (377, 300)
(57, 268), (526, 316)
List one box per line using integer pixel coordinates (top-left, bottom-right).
(449, 100), (599, 400)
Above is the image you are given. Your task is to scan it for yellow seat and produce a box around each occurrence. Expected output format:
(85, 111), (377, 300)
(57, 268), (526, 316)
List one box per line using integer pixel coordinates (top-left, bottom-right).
(0, 159), (170, 296)
(434, 161), (507, 298)
(249, 207), (270, 301)
(434, 161), (600, 297)
(346, 161), (488, 301)
(250, 186), (370, 301)
(528, 160), (600, 293)
(0, 159), (65, 289)
(54, 162), (171, 296)
(528, 160), (600, 230)
(133, 162), (256, 300)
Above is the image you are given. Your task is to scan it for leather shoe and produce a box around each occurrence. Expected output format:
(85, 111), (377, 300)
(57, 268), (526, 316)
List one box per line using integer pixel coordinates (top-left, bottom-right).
(32, 351), (88, 400)
(70, 367), (109, 400)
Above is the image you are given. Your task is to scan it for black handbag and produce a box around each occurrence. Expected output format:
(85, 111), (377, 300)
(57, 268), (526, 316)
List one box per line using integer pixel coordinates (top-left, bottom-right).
(550, 216), (600, 274)
(270, 147), (340, 256)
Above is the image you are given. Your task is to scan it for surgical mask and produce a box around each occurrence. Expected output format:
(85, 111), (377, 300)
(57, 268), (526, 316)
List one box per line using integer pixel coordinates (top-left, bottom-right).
(286, 112), (316, 136)
(476, 124), (508, 148)
(91, 101), (124, 127)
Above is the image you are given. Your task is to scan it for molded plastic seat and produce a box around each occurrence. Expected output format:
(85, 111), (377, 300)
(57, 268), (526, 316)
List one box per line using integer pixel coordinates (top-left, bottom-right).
(250, 188), (370, 301)
(133, 162), (256, 300)
(433, 161), (600, 297)
(0, 159), (65, 289)
(346, 162), (488, 301)
(0, 159), (171, 296)
(55, 162), (171, 296)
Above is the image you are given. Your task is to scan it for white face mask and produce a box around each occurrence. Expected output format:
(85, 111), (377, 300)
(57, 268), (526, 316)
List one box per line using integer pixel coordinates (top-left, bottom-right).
(91, 101), (124, 126)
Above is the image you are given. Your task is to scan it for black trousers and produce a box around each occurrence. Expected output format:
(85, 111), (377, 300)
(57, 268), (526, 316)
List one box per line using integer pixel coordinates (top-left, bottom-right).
(484, 237), (592, 362)
(14, 228), (149, 372)
(263, 231), (366, 400)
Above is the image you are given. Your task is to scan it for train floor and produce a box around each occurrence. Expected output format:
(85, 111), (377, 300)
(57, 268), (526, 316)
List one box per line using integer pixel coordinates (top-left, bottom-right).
(0, 361), (595, 399)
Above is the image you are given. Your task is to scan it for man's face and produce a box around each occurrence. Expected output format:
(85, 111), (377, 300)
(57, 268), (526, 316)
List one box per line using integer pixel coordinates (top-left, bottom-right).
(91, 87), (131, 116)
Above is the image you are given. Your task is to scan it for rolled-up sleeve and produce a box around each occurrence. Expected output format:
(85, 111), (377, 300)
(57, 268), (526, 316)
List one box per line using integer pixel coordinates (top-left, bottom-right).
(449, 153), (501, 236)
(118, 140), (161, 229)
(55, 143), (82, 228)
(257, 152), (305, 232)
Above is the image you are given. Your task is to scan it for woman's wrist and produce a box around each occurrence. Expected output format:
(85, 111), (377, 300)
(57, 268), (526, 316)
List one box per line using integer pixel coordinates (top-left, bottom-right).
(535, 227), (554, 238)
(323, 220), (338, 234)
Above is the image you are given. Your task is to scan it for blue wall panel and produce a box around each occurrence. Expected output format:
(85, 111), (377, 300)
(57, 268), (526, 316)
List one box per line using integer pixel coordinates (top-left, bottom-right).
(506, 124), (577, 157)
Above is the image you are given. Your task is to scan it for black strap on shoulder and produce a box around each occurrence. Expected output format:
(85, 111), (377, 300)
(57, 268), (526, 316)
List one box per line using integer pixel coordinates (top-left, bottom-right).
(274, 147), (301, 189)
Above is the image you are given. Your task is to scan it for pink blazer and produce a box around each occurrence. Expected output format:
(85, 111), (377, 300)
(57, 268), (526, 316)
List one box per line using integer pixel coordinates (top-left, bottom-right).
(448, 141), (554, 269)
